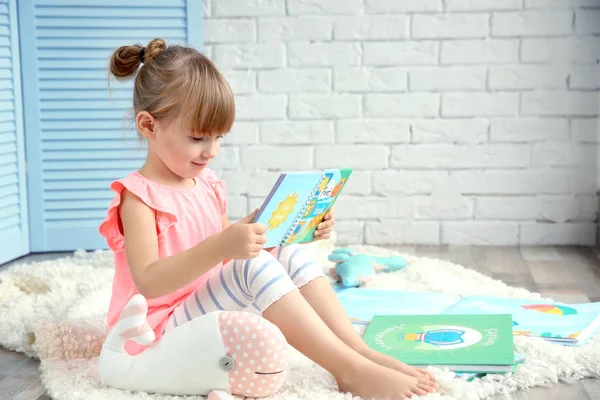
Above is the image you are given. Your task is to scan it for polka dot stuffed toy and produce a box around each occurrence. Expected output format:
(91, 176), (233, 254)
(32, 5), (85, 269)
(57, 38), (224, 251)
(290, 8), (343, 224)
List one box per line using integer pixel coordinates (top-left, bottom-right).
(98, 294), (288, 399)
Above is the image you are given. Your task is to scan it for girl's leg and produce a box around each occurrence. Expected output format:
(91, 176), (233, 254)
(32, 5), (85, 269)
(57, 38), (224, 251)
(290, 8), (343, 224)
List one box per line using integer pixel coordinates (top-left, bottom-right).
(165, 250), (430, 400)
(270, 245), (437, 391)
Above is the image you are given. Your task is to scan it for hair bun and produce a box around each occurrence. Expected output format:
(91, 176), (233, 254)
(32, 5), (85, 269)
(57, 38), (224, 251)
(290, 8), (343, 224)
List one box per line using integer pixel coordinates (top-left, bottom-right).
(109, 38), (167, 81)
(143, 38), (167, 64)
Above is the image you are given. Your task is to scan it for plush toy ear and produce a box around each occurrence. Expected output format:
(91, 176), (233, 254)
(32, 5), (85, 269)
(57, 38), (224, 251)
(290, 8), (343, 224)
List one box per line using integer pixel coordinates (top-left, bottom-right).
(335, 248), (354, 254)
(328, 252), (350, 263)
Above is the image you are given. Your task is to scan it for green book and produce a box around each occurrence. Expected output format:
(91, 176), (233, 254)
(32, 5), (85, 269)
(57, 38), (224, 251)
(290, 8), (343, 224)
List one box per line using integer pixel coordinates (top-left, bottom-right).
(363, 314), (515, 373)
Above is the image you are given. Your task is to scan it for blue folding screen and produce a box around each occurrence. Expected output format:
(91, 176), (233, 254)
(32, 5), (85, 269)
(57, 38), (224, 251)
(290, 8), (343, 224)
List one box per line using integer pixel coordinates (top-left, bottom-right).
(17, 0), (202, 251)
(0, 0), (29, 264)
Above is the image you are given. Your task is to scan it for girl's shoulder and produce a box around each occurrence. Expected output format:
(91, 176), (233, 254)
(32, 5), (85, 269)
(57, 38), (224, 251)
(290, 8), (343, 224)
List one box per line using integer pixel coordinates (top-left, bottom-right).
(98, 171), (178, 252)
(197, 167), (228, 217)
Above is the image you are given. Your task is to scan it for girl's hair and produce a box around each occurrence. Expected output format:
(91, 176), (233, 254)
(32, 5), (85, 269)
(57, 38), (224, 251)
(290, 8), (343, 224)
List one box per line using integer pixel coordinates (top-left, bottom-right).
(109, 38), (234, 136)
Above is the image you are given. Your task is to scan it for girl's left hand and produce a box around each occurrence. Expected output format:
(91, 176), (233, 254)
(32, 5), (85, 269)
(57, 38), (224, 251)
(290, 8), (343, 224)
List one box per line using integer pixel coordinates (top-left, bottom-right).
(314, 210), (334, 240)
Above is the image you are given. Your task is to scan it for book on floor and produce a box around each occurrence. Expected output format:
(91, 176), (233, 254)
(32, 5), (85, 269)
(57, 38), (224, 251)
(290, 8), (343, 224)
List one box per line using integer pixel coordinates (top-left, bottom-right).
(455, 353), (525, 379)
(252, 168), (352, 247)
(362, 314), (516, 373)
(335, 288), (600, 346)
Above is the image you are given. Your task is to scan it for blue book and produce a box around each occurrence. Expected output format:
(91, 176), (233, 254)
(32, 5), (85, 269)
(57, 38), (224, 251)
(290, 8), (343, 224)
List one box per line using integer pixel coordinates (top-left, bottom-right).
(253, 169), (352, 247)
(443, 296), (600, 346)
(335, 288), (600, 346)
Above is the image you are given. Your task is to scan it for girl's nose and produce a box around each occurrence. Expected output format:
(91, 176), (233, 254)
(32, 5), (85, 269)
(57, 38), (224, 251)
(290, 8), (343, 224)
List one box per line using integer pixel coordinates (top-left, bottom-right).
(204, 145), (218, 158)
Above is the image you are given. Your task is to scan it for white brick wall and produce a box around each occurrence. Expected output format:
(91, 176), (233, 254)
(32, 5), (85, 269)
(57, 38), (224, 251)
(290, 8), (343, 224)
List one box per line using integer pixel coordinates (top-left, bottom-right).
(204, 0), (599, 246)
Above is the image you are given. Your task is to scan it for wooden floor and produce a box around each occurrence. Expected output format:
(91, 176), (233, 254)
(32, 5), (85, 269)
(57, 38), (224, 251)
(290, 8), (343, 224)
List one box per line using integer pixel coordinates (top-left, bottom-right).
(1, 246), (600, 399)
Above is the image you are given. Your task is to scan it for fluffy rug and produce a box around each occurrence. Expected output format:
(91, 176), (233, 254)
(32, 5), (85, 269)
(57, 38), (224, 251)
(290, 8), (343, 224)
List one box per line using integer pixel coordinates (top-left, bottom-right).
(1, 237), (599, 400)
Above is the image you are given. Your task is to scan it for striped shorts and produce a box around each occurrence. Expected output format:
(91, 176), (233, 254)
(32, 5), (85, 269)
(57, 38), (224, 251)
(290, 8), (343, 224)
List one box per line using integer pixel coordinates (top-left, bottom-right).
(162, 244), (325, 334)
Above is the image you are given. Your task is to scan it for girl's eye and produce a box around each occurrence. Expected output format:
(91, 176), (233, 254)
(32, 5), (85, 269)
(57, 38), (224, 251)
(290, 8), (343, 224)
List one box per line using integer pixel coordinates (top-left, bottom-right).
(191, 136), (204, 142)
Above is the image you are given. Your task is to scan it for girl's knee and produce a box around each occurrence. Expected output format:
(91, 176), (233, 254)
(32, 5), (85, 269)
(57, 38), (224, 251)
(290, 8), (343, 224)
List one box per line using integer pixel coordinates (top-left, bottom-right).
(238, 252), (288, 291)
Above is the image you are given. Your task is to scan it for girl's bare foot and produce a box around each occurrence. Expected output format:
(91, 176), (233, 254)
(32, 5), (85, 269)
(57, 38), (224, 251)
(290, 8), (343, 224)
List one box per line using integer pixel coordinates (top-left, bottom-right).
(337, 358), (431, 400)
(357, 345), (438, 393)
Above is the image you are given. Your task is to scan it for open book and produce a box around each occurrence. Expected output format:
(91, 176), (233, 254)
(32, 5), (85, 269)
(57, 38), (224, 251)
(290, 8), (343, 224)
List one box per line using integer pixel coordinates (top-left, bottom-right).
(336, 288), (600, 346)
(252, 168), (352, 247)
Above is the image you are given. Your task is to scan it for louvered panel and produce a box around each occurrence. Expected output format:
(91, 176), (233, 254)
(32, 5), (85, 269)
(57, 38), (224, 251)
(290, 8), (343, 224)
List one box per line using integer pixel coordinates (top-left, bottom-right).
(40, 89), (132, 100)
(0, 214), (19, 231)
(37, 28), (185, 39)
(0, 0), (28, 264)
(44, 169), (134, 180)
(36, 18), (186, 29)
(43, 159), (144, 171)
(41, 99), (133, 109)
(39, 80), (132, 89)
(0, 89), (14, 100)
(0, 127), (15, 140)
(45, 209), (106, 221)
(40, 120), (126, 130)
(41, 110), (129, 120)
(20, 0), (200, 251)
(46, 199), (112, 211)
(0, 181), (17, 197)
(35, 0), (184, 6)
(38, 38), (187, 49)
(44, 179), (117, 190)
(43, 149), (146, 160)
(45, 189), (111, 200)
(42, 131), (138, 140)
(0, 172), (17, 187)
(42, 139), (138, 150)
(0, 152), (16, 167)
(0, 193), (18, 209)
(0, 161), (17, 177)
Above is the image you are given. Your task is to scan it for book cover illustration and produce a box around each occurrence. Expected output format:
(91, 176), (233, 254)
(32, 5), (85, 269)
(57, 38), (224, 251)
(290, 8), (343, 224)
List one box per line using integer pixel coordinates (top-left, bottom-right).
(443, 296), (600, 345)
(291, 168), (352, 244)
(363, 314), (515, 372)
(252, 171), (324, 248)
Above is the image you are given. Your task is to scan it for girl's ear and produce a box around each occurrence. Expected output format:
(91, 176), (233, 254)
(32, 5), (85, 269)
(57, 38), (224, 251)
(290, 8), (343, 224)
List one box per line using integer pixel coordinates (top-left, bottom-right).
(136, 111), (156, 140)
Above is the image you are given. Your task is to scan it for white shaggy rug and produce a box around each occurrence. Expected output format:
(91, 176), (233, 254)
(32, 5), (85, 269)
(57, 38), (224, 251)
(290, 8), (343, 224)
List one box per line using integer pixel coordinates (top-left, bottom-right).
(1, 237), (600, 400)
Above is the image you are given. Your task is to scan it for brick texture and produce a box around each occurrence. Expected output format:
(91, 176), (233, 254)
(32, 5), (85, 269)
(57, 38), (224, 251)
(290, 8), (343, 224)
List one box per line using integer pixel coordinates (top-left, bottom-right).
(205, 0), (599, 246)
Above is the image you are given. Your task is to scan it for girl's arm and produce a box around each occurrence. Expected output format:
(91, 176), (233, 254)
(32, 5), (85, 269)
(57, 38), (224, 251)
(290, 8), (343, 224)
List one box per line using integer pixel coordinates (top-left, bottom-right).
(121, 189), (226, 299)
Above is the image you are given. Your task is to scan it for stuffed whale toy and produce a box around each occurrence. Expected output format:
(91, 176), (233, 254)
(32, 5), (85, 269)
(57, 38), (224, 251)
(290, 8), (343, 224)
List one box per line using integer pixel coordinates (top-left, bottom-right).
(98, 294), (288, 399)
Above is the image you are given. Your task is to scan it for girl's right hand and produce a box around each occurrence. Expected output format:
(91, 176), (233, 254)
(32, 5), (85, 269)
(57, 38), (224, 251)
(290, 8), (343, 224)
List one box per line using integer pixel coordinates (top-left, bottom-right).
(218, 209), (268, 260)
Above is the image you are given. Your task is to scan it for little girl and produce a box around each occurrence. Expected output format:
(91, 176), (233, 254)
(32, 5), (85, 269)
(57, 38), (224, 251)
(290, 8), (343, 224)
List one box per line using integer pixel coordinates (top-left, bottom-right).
(99, 38), (437, 400)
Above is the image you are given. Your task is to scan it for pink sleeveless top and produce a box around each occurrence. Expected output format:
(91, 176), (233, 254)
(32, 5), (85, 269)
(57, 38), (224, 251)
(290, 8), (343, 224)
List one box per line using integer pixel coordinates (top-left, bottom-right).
(98, 168), (227, 354)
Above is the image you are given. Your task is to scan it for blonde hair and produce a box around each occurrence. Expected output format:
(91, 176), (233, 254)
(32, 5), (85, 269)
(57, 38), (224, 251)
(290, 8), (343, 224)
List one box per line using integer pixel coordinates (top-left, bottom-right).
(109, 38), (235, 137)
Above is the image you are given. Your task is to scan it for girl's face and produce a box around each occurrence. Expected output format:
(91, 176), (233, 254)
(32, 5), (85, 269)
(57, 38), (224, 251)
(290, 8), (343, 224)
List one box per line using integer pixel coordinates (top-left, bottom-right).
(150, 114), (224, 179)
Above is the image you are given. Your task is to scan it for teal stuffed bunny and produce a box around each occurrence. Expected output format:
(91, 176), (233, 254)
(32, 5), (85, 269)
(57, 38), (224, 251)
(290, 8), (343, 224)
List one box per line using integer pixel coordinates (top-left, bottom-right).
(327, 248), (408, 287)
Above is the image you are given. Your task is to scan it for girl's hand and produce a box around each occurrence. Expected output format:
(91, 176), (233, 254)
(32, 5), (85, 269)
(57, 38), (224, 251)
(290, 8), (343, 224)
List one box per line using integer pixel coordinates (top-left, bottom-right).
(219, 209), (267, 259)
(314, 210), (334, 241)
